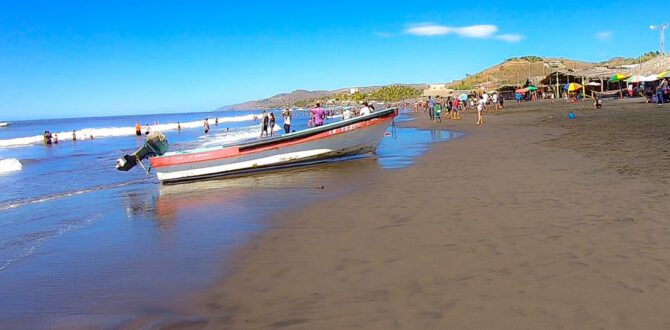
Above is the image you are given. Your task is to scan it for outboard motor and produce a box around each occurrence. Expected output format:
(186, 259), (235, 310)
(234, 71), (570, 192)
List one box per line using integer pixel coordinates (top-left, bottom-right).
(116, 132), (168, 172)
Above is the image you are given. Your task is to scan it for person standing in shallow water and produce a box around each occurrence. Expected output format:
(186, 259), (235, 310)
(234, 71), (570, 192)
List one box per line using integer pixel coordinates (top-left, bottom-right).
(72, 130), (77, 141)
(309, 103), (326, 127)
(135, 122), (142, 136)
(204, 118), (210, 133)
(259, 111), (269, 138)
(282, 108), (291, 134)
(268, 112), (276, 136)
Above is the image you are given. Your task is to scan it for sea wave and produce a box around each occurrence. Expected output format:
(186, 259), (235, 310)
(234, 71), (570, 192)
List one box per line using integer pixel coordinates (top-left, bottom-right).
(0, 179), (147, 212)
(198, 124), (283, 147)
(0, 159), (22, 174)
(0, 213), (102, 272)
(0, 114), (258, 148)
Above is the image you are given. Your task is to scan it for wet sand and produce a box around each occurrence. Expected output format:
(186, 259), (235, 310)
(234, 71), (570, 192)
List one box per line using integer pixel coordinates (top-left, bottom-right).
(194, 100), (670, 329)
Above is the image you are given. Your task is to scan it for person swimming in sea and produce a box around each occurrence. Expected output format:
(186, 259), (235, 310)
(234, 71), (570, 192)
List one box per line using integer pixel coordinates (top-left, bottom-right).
(43, 131), (52, 145)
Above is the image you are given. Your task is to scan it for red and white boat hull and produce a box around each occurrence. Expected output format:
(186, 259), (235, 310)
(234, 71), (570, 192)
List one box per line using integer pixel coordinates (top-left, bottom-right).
(150, 109), (396, 183)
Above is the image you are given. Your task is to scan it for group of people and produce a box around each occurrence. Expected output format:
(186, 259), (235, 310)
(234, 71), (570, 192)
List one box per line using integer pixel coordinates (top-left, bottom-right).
(43, 130), (84, 145)
(254, 102), (378, 139)
(422, 93), (502, 125)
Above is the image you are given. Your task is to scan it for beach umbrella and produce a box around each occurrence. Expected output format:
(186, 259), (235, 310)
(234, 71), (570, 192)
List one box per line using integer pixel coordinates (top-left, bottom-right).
(642, 75), (660, 82)
(609, 74), (628, 82)
(658, 71), (670, 78)
(626, 75), (645, 83)
(586, 82), (602, 86)
(563, 83), (582, 91)
(525, 86), (537, 91)
(515, 88), (527, 93)
(458, 93), (468, 101)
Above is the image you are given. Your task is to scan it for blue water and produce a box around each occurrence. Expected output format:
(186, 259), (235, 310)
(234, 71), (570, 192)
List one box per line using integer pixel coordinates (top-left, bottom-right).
(0, 109), (458, 326)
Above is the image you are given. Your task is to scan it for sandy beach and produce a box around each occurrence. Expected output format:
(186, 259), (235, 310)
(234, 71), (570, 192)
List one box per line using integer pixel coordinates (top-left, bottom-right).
(186, 99), (670, 329)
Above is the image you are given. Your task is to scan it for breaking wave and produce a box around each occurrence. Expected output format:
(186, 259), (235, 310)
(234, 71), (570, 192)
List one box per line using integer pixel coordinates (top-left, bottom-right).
(0, 114), (258, 148)
(198, 124), (283, 148)
(0, 159), (22, 174)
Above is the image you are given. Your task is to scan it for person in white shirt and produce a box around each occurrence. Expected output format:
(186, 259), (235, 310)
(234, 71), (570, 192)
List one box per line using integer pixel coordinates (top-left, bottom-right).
(359, 102), (372, 116)
(476, 97), (485, 125)
(343, 107), (353, 120)
(482, 92), (490, 109)
(282, 108), (291, 134)
(492, 93), (499, 110)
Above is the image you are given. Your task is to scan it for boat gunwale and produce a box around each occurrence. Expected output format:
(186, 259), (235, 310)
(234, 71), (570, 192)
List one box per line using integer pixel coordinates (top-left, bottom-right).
(158, 108), (397, 157)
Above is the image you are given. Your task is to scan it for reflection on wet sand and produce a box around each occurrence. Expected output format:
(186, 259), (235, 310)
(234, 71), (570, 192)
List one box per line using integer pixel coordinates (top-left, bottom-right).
(151, 156), (384, 228)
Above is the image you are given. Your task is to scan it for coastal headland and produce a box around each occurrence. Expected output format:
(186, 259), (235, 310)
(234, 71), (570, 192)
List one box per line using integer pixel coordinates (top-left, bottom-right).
(192, 99), (670, 329)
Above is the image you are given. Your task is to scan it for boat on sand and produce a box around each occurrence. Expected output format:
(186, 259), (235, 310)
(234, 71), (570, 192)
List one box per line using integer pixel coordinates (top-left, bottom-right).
(117, 108), (398, 184)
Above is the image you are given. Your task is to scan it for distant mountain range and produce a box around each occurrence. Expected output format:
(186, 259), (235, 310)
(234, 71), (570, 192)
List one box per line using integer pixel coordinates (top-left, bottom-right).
(218, 84), (428, 111)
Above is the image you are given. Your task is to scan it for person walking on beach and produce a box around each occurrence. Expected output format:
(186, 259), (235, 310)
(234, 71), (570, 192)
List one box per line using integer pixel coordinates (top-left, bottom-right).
(268, 112), (276, 136)
(428, 96), (435, 120)
(282, 108), (291, 134)
(204, 118), (210, 134)
(310, 103), (326, 127)
(259, 111), (269, 138)
(476, 96), (485, 125)
(452, 99), (460, 120)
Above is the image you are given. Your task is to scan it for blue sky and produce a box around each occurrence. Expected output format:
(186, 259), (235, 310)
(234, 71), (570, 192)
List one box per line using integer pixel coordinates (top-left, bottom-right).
(0, 1), (666, 120)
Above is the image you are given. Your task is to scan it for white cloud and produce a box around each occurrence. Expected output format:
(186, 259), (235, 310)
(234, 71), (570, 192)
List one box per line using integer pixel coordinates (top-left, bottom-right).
(405, 24), (453, 36)
(455, 25), (498, 38)
(404, 23), (521, 42)
(496, 34), (524, 42)
(595, 31), (612, 41)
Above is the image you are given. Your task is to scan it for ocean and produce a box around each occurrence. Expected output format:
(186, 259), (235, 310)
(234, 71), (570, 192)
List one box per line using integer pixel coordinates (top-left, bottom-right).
(0, 109), (459, 326)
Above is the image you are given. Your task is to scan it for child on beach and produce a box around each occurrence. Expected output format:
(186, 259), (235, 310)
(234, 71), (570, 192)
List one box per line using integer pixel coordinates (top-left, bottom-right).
(433, 103), (442, 123)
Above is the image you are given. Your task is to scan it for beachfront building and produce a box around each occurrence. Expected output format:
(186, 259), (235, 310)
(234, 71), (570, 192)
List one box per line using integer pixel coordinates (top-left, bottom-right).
(422, 83), (453, 97)
(349, 88), (360, 95)
(541, 55), (670, 98)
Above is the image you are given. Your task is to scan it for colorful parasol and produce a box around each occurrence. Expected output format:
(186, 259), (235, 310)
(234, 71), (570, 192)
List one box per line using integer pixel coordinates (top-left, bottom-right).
(563, 83), (582, 91)
(515, 88), (527, 93)
(609, 74), (629, 82)
(525, 86), (537, 91)
(458, 93), (468, 101)
(625, 75), (645, 83)
(658, 71), (670, 78)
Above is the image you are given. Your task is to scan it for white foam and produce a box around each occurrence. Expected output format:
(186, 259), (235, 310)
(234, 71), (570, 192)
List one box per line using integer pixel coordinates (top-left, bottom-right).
(0, 159), (22, 174)
(199, 124), (283, 147)
(0, 114), (258, 148)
